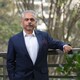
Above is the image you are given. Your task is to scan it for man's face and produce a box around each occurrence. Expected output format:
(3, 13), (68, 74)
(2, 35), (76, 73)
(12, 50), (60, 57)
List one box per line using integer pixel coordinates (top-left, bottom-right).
(21, 12), (37, 32)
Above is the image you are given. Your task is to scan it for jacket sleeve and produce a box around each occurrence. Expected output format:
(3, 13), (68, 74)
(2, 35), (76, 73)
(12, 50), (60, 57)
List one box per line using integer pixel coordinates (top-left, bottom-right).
(6, 38), (15, 80)
(46, 32), (66, 51)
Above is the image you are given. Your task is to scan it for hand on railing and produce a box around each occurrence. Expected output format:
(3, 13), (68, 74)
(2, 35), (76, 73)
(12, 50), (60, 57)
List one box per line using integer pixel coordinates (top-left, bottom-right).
(63, 45), (72, 53)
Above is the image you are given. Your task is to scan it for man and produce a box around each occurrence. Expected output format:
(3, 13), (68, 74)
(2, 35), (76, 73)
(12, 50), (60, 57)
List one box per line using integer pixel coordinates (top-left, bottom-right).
(7, 10), (72, 80)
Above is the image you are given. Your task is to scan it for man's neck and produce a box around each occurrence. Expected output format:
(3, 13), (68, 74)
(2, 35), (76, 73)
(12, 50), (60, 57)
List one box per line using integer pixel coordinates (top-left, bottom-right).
(25, 30), (33, 34)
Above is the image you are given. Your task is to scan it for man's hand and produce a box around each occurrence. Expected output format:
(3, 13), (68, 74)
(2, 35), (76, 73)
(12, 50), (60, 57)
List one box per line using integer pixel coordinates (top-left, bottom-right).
(63, 45), (72, 53)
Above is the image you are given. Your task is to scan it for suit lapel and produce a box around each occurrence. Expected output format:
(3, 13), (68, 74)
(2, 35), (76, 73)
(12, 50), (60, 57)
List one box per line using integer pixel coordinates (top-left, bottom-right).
(35, 30), (43, 64)
(19, 31), (33, 64)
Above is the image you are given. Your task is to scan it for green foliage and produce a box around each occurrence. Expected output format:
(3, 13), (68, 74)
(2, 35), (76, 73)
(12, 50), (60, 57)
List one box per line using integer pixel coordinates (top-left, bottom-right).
(0, 2), (6, 8)
(0, 17), (22, 41)
(57, 51), (80, 80)
(0, 0), (22, 51)
(77, 20), (80, 28)
(0, 20), (22, 51)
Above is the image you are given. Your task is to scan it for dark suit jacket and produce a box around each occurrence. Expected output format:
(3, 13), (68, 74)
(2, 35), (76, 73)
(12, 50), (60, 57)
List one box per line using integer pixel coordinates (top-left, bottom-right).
(7, 30), (66, 80)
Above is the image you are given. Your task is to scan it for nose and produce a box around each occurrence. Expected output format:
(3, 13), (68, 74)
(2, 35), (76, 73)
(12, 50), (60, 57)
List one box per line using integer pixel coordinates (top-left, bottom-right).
(27, 20), (32, 25)
(28, 19), (31, 23)
(28, 20), (32, 25)
(28, 22), (32, 25)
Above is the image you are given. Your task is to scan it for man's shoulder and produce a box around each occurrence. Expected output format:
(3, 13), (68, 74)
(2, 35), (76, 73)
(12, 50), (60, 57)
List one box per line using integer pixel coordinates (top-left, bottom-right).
(9, 31), (23, 40)
(35, 30), (48, 35)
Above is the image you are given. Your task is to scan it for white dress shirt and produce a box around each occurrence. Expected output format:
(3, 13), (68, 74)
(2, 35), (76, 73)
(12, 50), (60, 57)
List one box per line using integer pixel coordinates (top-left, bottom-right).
(23, 30), (39, 64)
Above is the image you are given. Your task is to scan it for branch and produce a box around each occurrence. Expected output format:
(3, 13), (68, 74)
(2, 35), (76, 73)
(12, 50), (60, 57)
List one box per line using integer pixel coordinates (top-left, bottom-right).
(41, 0), (45, 22)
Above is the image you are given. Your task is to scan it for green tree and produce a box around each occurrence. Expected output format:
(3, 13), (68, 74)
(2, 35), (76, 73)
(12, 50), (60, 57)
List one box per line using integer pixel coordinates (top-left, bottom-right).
(0, 0), (22, 51)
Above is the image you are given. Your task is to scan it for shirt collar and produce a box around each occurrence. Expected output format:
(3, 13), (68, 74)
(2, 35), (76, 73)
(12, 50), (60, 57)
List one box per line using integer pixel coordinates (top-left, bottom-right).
(23, 30), (36, 37)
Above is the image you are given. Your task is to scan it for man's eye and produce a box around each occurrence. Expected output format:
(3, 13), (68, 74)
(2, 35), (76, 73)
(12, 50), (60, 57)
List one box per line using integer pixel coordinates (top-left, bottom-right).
(30, 18), (35, 21)
(24, 18), (29, 21)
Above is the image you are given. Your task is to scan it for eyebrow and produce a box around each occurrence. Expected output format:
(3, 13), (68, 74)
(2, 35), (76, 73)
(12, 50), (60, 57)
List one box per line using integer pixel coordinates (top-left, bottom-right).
(24, 18), (35, 21)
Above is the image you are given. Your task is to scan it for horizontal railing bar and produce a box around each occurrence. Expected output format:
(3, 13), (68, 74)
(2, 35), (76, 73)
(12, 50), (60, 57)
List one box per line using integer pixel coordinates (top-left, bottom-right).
(49, 75), (77, 78)
(48, 64), (75, 67)
(0, 75), (8, 77)
(0, 65), (6, 67)
(0, 48), (80, 55)
(72, 48), (80, 51)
